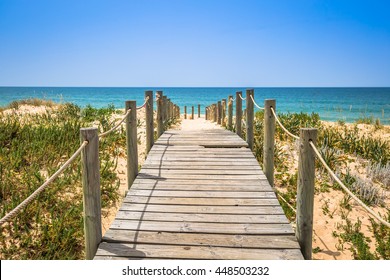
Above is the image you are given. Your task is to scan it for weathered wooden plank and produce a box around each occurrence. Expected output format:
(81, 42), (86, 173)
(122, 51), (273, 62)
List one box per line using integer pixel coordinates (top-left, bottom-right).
(115, 211), (289, 224)
(145, 155), (255, 160)
(153, 144), (249, 148)
(120, 203), (285, 214)
(102, 230), (300, 249)
(140, 165), (262, 170)
(131, 178), (270, 186)
(110, 220), (294, 235)
(143, 160), (259, 166)
(130, 184), (271, 192)
(124, 196), (280, 206)
(138, 169), (264, 176)
(95, 243), (303, 260)
(145, 156), (257, 160)
(129, 190), (276, 199)
(97, 127), (303, 260)
(148, 151), (255, 156)
(151, 147), (249, 151)
(136, 174), (266, 180)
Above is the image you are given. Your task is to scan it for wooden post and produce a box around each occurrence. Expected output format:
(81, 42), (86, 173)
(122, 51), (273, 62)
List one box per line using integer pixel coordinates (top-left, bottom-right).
(162, 96), (167, 124)
(228, 95), (233, 130)
(167, 99), (171, 121)
(213, 103), (217, 122)
(126, 100), (138, 189)
(221, 99), (226, 127)
(236, 91), (242, 137)
(145, 91), (154, 154)
(296, 128), (317, 260)
(246, 89), (254, 150)
(217, 101), (221, 125)
(205, 107), (208, 120)
(80, 127), (102, 260)
(198, 104), (201, 118)
(263, 99), (276, 187)
(191, 106), (194, 120)
(156, 91), (164, 137)
(184, 106), (187, 119)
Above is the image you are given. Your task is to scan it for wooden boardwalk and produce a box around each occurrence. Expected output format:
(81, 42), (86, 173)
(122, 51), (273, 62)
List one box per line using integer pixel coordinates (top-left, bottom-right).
(94, 127), (303, 260)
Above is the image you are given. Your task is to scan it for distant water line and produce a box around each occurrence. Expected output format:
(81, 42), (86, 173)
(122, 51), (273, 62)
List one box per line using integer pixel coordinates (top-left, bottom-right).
(0, 87), (389, 124)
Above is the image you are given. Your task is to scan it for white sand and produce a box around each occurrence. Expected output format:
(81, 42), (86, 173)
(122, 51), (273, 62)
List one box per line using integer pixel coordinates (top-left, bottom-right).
(9, 105), (386, 259)
(180, 114), (221, 130)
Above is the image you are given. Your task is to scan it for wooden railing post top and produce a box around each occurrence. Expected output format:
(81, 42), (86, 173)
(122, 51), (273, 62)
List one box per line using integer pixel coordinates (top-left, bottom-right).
(156, 91), (163, 100)
(145, 90), (153, 94)
(80, 127), (98, 133)
(80, 128), (99, 142)
(299, 128), (318, 139)
(264, 99), (276, 108)
(125, 100), (136, 107)
(246, 88), (254, 94)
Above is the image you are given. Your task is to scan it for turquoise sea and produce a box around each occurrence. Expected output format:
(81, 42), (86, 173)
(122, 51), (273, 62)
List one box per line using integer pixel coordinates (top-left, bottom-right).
(0, 87), (389, 124)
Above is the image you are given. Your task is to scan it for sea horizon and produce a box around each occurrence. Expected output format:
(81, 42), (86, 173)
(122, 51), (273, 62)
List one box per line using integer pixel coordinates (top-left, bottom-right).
(1, 86), (389, 124)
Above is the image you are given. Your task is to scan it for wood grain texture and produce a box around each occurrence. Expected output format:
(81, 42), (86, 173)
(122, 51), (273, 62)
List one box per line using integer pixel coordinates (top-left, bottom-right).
(95, 243), (303, 260)
(80, 128), (102, 260)
(95, 127), (302, 260)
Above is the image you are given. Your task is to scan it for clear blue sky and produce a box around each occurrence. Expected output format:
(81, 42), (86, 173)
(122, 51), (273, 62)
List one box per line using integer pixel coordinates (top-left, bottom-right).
(0, 0), (389, 86)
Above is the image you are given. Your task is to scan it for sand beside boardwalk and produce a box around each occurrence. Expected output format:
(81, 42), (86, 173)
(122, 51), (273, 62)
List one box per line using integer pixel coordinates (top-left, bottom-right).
(180, 114), (220, 130)
(3, 105), (388, 260)
(101, 113), (390, 260)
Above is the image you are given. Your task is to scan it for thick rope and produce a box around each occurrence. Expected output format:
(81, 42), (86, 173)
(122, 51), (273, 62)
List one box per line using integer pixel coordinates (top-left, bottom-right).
(98, 109), (131, 138)
(309, 141), (390, 227)
(277, 193), (297, 213)
(0, 141), (89, 226)
(136, 96), (150, 110)
(238, 93), (246, 101)
(249, 95), (264, 110)
(230, 97), (236, 102)
(271, 107), (299, 140)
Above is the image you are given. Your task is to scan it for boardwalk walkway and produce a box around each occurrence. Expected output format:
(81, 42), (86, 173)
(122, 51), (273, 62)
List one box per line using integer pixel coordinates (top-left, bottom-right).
(94, 124), (303, 259)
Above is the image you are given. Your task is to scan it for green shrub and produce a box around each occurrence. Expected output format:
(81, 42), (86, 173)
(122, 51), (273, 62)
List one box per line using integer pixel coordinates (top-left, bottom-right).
(0, 102), (123, 259)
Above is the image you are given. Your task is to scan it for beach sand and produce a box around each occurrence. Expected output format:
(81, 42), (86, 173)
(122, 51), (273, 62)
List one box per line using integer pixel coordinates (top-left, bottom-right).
(102, 112), (389, 260)
(4, 105), (388, 260)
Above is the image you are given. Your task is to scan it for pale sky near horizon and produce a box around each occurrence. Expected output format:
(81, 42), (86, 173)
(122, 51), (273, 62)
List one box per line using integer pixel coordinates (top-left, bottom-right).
(0, 0), (389, 87)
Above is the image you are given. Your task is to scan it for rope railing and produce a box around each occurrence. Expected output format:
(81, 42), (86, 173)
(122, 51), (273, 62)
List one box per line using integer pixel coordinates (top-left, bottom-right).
(269, 103), (390, 227)
(249, 94), (264, 110)
(205, 91), (390, 259)
(309, 141), (390, 227)
(98, 109), (131, 138)
(270, 107), (299, 140)
(269, 104), (389, 227)
(238, 93), (246, 100)
(277, 193), (297, 214)
(0, 140), (89, 226)
(1, 91), (180, 260)
(136, 96), (150, 110)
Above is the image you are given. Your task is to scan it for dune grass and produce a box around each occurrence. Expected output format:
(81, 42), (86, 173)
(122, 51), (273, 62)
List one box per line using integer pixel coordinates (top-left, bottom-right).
(247, 110), (390, 259)
(0, 102), (124, 259)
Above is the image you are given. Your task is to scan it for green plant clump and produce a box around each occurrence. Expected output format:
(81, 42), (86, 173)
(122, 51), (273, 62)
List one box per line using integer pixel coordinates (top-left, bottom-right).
(0, 102), (123, 259)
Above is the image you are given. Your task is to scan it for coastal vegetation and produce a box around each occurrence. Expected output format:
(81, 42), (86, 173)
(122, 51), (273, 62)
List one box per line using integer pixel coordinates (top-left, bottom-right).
(0, 98), (389, 260)
(0, 101), (125, 259)
(248, 110), (390, 259)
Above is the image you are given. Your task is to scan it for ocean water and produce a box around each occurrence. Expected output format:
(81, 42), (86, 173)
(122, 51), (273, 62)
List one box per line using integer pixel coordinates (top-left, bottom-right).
(0, 87), (389, 124)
